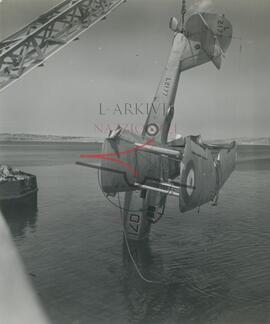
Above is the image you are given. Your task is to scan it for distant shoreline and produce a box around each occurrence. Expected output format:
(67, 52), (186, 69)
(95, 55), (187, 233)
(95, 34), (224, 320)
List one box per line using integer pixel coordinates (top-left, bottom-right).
(0, 141), (269, 149)
(0, 141), (102, 146)
(0, 134), (269, 146)
(0, 134), (103, 144)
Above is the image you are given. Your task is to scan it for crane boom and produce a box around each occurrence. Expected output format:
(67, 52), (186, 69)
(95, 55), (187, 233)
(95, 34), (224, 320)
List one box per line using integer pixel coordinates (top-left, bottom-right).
(0, 0), (126, 92)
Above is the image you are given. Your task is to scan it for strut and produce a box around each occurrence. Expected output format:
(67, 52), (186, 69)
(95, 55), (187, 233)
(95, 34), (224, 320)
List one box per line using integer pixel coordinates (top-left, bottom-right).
(0, 0), (126, 92)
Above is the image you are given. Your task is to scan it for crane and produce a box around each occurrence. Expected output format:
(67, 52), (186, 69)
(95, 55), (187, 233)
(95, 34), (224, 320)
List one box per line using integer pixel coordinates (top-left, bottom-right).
(0, 0), (126, 92)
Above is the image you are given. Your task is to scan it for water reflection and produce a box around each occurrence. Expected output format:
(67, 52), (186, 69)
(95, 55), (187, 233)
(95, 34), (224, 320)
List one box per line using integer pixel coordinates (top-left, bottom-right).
(121, 237), (239, 324)
(122, 238), (164, 282)
(1, 203), (38, 239)
(122, 239), (182, 324)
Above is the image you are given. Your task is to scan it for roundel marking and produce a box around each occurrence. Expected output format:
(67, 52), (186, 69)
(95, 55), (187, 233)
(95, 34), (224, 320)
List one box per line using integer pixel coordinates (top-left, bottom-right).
(146, 123), (159, 137)
(186, 168), (195, 196)
(181, 160), (196, 203)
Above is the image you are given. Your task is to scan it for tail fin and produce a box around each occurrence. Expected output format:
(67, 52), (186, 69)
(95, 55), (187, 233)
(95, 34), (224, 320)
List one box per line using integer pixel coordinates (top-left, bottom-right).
(181, 12), (233, 71)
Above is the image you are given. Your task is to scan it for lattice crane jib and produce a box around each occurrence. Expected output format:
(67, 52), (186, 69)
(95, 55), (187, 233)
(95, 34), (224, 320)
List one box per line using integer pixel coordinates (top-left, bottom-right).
(0, 0), (126, 92)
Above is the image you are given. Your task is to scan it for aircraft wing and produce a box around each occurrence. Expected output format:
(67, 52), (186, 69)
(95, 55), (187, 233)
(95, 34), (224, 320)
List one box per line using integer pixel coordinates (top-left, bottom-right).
(205, 141), (237, 151)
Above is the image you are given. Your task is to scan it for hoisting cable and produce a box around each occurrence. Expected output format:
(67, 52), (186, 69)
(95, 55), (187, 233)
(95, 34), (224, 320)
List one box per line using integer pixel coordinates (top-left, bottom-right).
(117, 193), (162, 284)
(95, 164), (270, 303)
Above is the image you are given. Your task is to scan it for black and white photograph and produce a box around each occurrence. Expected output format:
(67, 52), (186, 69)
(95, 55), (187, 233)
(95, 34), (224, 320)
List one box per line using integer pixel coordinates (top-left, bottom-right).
(0, 0), (270, 323)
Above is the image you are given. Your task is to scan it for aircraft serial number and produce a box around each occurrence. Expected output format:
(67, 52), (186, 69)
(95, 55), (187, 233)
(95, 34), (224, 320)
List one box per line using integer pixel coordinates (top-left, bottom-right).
(128, 213), (141, 237)
(163, 77), (171, 96)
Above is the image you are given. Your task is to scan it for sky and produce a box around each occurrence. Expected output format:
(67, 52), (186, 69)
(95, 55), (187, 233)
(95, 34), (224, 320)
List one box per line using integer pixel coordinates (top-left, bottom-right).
(0, 0), (269, 140)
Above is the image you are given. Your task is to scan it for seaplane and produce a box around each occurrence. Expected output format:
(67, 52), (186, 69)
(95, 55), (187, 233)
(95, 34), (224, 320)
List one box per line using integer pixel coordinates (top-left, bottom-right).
(77, 0), (237, 240)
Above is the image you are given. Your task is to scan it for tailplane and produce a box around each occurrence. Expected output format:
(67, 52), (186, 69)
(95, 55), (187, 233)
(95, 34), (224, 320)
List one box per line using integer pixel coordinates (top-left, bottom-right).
(170, 12), (233, 71)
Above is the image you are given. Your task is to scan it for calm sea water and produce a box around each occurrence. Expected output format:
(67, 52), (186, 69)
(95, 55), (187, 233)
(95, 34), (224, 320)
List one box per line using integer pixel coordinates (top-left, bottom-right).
(0, 143), (270, 324)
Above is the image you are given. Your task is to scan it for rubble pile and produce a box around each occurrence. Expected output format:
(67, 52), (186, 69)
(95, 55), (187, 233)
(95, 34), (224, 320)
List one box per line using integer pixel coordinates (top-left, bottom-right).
(0, 165), (30, 182)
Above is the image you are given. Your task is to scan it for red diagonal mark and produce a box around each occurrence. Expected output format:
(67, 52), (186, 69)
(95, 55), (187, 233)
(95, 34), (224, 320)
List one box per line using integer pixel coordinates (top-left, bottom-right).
(80, 138), (154, 159)
(80, 138), (155, 177)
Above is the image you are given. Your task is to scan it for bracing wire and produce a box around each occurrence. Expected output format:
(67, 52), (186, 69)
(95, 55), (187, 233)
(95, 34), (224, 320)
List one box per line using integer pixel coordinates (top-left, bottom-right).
(97, 167), (161, 283)
(117, 193), (162, 284)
